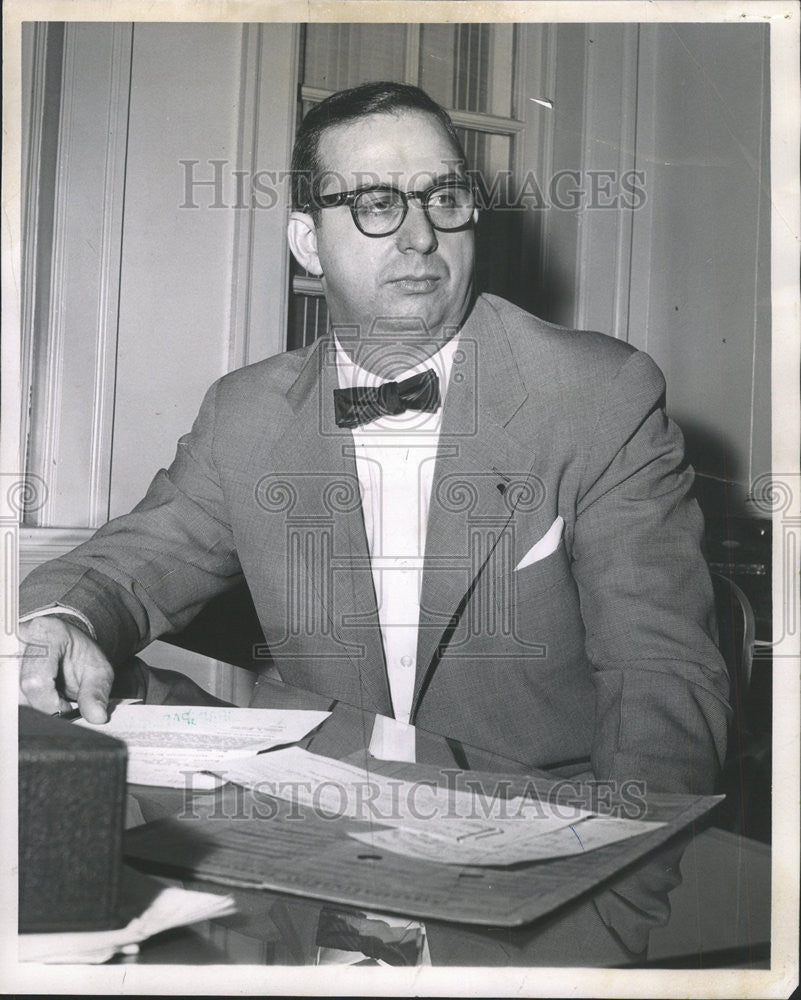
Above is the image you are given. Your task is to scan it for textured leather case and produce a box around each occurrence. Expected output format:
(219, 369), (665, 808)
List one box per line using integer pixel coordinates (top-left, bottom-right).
(19, 706), (128, 932)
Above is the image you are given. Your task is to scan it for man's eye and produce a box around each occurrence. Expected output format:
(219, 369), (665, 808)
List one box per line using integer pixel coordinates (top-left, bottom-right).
(358, 191), (399, 214)
(429, 192), (458, 208)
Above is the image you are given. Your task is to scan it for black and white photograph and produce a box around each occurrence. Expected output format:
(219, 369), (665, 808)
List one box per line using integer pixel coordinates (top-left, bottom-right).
(2, 1), (799, 995)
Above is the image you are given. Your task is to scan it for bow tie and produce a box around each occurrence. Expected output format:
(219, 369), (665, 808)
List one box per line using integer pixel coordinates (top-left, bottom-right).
(333, 369), (441, 428)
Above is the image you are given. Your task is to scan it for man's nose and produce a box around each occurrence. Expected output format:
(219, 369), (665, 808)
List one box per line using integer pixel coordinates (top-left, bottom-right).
(395, 200), (438, 254)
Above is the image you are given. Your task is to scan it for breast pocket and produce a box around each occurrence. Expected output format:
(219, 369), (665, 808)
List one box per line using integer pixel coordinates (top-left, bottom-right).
(514, 540), (573, 595)
(495, 542), (581, 653)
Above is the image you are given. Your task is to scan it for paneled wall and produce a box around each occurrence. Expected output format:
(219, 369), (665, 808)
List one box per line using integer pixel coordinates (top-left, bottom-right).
(518, 23), (771, 516)
(111, 24), (242, 518)
(22, 22), (299, 528)
(629, 24), (771, 516)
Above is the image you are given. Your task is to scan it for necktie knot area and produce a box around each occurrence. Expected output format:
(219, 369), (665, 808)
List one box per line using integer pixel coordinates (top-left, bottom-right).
(378, 380), (403, 415)
(334, 369), (441, 428)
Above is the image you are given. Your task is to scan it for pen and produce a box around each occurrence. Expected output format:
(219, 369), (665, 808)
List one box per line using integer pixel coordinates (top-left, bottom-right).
(52, 707), (82, 721)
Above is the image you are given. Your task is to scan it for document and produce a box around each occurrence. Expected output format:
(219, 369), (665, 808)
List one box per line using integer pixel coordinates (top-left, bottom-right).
(219, 745), (587, 827)
(348, 813), (665, 866)
(75, 704), (331, 788)
(217, 746), (665, 864)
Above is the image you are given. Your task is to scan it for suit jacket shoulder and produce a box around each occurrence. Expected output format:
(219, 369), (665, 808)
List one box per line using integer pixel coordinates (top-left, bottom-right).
(479, 292), (644, 386)
(473, 294), (668, 461)
(213, 343), (313, 410)
(196, 342), (322, 461)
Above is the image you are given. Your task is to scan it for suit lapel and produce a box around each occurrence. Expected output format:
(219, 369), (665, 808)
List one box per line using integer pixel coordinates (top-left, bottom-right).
(412, 298), (533, 717)
(266, 338), (390, 714)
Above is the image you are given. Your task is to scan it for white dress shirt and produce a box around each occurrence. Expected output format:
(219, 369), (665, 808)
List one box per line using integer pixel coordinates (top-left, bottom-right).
(334, 334), (460, 763)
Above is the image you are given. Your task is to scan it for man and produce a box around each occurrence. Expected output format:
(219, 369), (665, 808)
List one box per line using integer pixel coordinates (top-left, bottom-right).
(19, 81), (729, 796)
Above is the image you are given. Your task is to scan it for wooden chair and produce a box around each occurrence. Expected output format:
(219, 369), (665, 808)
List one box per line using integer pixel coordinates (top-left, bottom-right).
(711, 570), (755, 713)
(710, 571), (770, 841)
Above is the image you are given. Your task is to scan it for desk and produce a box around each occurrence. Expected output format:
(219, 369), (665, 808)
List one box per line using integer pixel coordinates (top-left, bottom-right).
(117, 672), (771, 969)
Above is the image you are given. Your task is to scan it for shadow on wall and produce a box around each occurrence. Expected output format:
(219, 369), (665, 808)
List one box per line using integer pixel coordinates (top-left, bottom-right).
(475, 208), (571, 325)
(680, 419), (746, 522)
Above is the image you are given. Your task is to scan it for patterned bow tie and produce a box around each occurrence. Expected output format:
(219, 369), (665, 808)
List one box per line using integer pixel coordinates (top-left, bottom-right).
(333, 369), (441, 428)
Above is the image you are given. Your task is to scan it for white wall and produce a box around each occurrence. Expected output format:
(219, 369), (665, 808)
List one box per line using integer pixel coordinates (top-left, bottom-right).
(629, 24), (771, 515)
(23, 21), (299, 529)
(111, 24), (242, 517)
(518, 23), (771, 516)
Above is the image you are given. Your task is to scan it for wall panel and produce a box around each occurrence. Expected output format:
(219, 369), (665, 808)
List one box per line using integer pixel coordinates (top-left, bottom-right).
(25, 23), (131, 528)
(628, 24), (771, 512)
(110, 23), (242, 519)
(521, 23), (770, 515)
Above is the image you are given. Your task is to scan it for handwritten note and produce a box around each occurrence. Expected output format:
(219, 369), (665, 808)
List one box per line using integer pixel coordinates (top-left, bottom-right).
(75, 704), (331, 787)
(348, 813), (665, 865)
(216, 746), (663, 864)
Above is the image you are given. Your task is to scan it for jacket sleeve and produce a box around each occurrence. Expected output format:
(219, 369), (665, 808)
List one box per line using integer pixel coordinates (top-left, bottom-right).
(19, 379), (243, 665)
(570, 350), (730, 795)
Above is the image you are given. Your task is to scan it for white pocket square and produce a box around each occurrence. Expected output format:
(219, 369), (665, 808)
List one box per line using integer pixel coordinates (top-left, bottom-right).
(515, 516), (565, 571)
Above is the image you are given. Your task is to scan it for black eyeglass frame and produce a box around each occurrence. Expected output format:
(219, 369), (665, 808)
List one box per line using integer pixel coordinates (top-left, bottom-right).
(301, 181), (477, 238)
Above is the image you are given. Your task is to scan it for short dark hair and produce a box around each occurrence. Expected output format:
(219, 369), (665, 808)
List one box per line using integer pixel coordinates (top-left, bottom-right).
(291, 81), (467, 214)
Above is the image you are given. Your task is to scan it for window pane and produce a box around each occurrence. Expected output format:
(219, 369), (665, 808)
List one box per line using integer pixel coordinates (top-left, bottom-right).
(420, 24), (515, 117)
(288, 287), (329, 350)
(456, 130), (520, 306)
(304, 25), (408, 90)
(456, 128), (513, 179)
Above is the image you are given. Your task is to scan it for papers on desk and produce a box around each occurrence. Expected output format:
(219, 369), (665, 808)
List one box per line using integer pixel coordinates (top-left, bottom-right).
(348, 814), (664, 866)
(74, 704), (331, 788)
(217, 746), (665, 866)
(19, 885), (236, 964)
(220, 745), (584, 830)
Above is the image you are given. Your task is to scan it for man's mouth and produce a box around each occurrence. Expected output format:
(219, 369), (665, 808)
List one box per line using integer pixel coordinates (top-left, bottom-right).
(388, 276), (442, 293)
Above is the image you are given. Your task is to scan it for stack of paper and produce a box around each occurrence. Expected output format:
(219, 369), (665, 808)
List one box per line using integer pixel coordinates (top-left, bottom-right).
(19, 886), (236, 964)
(217, 746), (666, 866)
(74, 704), (331, 787)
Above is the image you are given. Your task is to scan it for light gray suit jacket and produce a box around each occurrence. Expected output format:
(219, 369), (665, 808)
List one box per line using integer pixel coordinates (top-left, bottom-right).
(21, 294), (730, 794)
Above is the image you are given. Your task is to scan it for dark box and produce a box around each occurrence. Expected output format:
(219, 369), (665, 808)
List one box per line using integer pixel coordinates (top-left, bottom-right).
(19, 706), (127, 932)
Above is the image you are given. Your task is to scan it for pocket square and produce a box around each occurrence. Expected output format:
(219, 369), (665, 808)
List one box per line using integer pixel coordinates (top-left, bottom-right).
(515, 516), (565, 571)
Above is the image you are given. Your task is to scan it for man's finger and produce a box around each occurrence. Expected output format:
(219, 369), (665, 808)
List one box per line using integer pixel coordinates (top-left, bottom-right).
(74, 645), (114, 725)
(18, 628), (63, 715)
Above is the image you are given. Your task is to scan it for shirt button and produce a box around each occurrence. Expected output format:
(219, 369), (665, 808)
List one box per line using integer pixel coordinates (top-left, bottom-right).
(400, 655), (413, 668)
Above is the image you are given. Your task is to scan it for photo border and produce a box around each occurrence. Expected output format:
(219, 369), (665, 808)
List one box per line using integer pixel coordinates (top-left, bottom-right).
(1, 2), (798, 996)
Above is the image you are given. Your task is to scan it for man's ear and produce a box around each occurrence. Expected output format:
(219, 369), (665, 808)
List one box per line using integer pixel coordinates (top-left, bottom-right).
(287, 212), (323, 276)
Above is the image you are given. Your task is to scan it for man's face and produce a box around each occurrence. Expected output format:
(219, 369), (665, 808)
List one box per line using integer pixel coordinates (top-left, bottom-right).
(300, 111), (476, 350)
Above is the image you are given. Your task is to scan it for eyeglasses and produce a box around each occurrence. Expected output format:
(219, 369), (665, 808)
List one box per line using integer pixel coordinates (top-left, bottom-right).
(304, 181), (476, 237)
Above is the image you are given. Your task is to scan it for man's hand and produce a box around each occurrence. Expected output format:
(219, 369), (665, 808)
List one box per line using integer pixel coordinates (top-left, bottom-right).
(18, 617), (113, 723)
